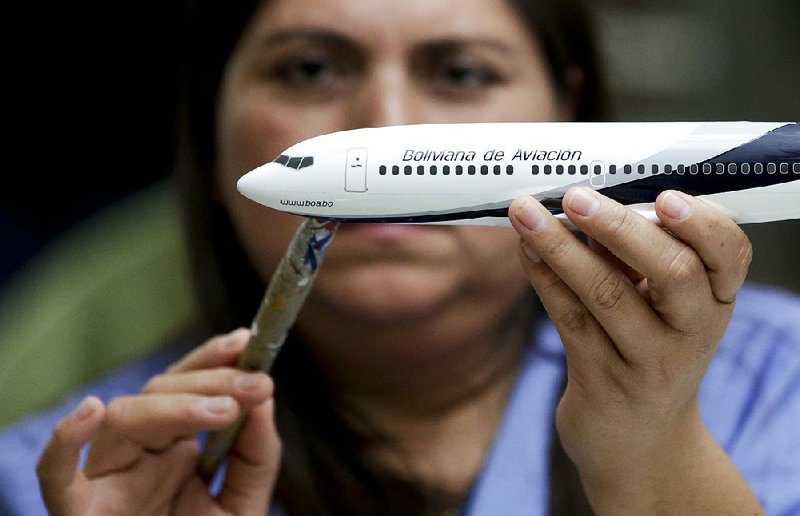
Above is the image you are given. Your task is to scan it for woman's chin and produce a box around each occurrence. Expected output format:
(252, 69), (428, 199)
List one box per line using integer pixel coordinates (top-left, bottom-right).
(309, 265), (459, 325)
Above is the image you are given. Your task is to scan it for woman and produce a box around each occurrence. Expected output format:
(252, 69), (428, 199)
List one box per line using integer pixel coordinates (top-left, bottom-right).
(2, 0), (799, 514)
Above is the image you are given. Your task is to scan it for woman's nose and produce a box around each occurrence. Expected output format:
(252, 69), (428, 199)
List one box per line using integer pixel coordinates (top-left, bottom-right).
(349, 67), (421, 128)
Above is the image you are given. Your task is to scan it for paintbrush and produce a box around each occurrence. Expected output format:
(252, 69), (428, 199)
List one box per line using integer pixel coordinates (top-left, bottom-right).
(198, 217), (339, 482)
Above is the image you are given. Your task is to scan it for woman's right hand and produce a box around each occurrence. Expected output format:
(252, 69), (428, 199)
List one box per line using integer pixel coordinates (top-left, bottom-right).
(36, 328), (281, 515)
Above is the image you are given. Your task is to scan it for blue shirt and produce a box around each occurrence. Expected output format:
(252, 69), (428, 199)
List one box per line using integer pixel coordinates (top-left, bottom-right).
(2, 284), (799, 515)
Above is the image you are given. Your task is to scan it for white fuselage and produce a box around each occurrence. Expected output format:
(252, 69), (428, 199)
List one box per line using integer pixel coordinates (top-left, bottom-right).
(237, 121), (800, 225)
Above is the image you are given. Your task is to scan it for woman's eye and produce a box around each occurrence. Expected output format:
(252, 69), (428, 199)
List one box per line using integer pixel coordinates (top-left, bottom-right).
(420, 57), (507, 100)
(271, 58), (334, 86)
(263, 52), (360, 100)
(443, 64), (502, 88)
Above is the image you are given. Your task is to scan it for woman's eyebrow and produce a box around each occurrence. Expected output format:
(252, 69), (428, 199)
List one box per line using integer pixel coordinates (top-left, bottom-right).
(258, 28), (355, 49)
(415, 37), (516, 55)
(257, 30), (514, 54)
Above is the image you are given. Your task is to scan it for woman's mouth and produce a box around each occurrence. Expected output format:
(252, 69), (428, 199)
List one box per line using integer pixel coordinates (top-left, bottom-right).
(338, 222), (444, 240)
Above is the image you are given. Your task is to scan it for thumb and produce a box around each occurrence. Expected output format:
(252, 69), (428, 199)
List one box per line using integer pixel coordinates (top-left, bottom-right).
(37, 396), (105, 513)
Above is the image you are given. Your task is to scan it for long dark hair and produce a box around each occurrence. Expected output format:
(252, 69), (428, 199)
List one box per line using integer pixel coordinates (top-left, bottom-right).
(176, 0), (605, 513)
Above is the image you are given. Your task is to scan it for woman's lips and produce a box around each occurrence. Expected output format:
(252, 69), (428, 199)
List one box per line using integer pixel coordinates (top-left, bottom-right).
(338, 222), (443, 240)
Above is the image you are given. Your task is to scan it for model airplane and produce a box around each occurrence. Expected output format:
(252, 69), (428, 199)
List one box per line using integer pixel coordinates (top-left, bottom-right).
(237, 121), (800, 226)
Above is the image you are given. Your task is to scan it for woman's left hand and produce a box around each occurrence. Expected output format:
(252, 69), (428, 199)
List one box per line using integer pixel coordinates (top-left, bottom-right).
(509, 188), (762, 514)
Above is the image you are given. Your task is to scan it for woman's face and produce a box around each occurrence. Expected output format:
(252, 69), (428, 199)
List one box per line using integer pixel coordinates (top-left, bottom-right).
(216, 0), (568, 327)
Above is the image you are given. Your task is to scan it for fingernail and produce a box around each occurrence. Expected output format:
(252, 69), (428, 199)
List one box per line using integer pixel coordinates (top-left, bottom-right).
(203, 396), (235, 415)
(235, 373), (264, 392)
(229, 327), (249, 338)
(515, 197), (547, 231)
(72, 397), (96, 421)
(522, 242), (542, 263)
(219, 329), (247, 350)
(661, 191), (690, 221)
(567, 188), (599, 217)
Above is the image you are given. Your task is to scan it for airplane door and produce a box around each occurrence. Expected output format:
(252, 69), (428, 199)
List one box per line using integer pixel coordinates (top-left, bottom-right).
(590, 160), (606, 187)
(345, 148), (368, 192)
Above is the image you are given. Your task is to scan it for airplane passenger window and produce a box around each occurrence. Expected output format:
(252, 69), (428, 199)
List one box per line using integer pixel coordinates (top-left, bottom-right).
(480, 165), (489, 175)
(780, 163), (789, 173)
(690, 164), (699, 175)
(392, 165), (399, 175)
(664, 164), (673, 175)
(556, 165), (564, 175)
(443, 165), (450, 175)
(456, 165), (464, 175)
(417, 165), (424, 175)
(638, 164), (645, 174)
(728, 163), (737, 174)
(580, 165), (589, 175)
(568, 165), (576, 175)
(506, 165), (514, 175)
(544, 165), (552, 175)
(703, 164), (712, 174)
(532, 165), (540, 175)
(652, 164), (659, 174)
(716, 164), (725, 174)
(593, 164), (601, 175)
(624, 164), (632, 174)
(404, 165), (412, 175)
(468, 165), (476, 175)
(794, 163), (800, 173)
(768, 163), (777, 174)
(430, 165), (438, 175)
(379, 165), (387, 175)
(741, 163), (750, 174)
(493, 165), (502, 175)
(677, 165), (685, 175)
(754, 163), (763, 174)
(608, 165), (616, 175)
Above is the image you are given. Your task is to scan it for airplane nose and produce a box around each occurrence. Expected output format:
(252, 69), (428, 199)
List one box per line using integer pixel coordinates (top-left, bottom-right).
(237, 162), (280, 207)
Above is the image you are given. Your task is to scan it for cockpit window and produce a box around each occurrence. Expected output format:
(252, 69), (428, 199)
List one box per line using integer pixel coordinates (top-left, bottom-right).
(273, 154), (314, 169)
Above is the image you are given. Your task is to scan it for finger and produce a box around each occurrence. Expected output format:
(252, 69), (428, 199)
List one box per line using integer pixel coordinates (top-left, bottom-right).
(85, 394), (242, 476)
(37, 396), (105, 512)
(655, 190), (752, 304)
(516, 239), (623, 381)
(166, 328), (250, 374)
(587, 237), (646, 287)
(510, 195), (660, 359)
(217, 399), (281, 514)
(142, 369), (273, 406)
(85, 439), (200, 515)
(128, 439), (200, 513)
(561, 188), (712, 330)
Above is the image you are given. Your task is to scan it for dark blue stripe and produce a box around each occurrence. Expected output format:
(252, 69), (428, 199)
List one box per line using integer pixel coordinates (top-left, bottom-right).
(707, 123), (800, 165)
(321, 205), (550, 224)
(598, 123), (800, 205)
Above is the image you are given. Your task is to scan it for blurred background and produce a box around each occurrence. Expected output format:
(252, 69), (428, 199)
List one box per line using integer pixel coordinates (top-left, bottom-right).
(1, 3), (182, 285)
(1, 0), (798, 426)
